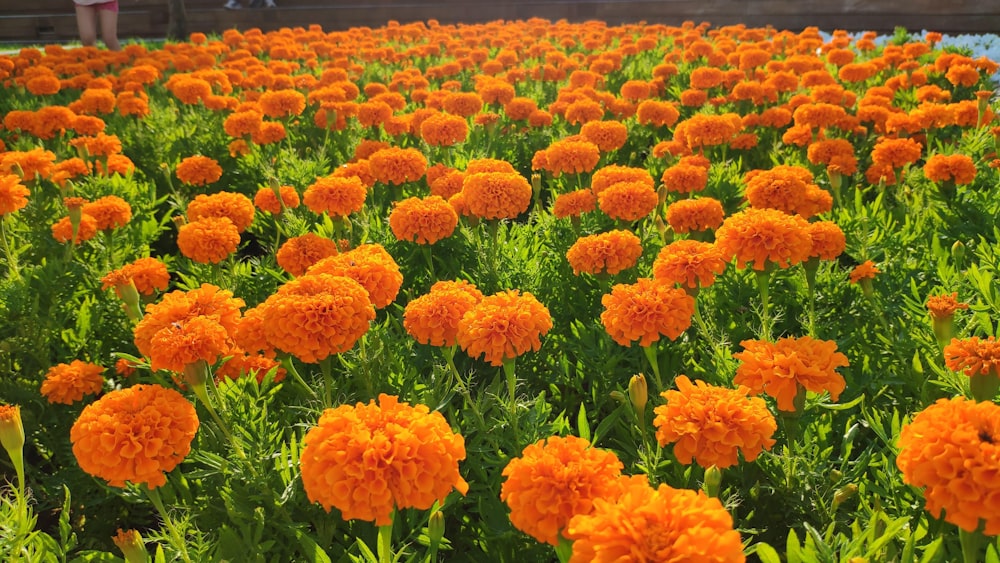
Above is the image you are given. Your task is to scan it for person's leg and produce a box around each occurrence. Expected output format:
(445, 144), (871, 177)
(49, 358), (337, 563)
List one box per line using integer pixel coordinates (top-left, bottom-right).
(97, 6), (121, 51)
(75, 5), (98, 47)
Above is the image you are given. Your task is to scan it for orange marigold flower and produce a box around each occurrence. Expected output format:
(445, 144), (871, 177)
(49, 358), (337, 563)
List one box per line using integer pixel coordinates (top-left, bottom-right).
(946, 64), (981, 88)
(456, 289), (553, 366)
(420, 112), (469, 146)
(553, 189), (597, 219)
(389, 195), (458, 244)
(177, 217), (240, 264)
(461, 172), (532, 220)
(944, 336), (1000, 378)
(566, 230), (643, 276)
(259, 273), (374, 363)
(849, 260), (880, 284)
(148, 315), (230, 373)
(0, 174), (30, 215)
(564, 98), (605, 125)
(653, 375), (777, 468)
(923, 153), (977, 186)
(504, 97), (538, 120)
(300, 394), (468, 525)
(465, 158), (517, 175)
(303, 175), (367, 218)
(652, 240), (726, 289)
(591, 165), (654, 196)
(40, 360), (105, 405)
(674, 113), (742, 152)
(636, 99), (681, 127)
(133, 283), (243, 359)
(83, 195), (131, 231)
(807, 220), (847, 260)
(356, 100), (394, 128)
(175, 156), (223, 186)
(664, 197), (724, 234)
(186, 192), (254, 233)
(501, 435), (624, 546)
(715, 208), (813, 271)
(1, 148), (56, 182)
(253, 185), (300, 214)
(305, 244), (403, 309)
(580, 120), (628, 153)
(544, 140), (601, 176)
(601, 278), (695, 347)
(430, 170), (466, 200)
(223, 110), (263, 138)
(26, 74), (61, 96)
(733, 336), (849, 412)
(102, 256), (170, 297)
(276, 233), (339, 277)
(565, 474), (745, 563)
(70, 384), (198, 488)
(896, 397), (1000, 535)
(744, 165), (829, 218)
(443, 91), (484, 117)
(367, 147), (428, 185)
(661, 163), (709, 194)
(597, 181), (659, 222)
(70, 133), (122, 158)
(251, 121), (286, 145)
(216, 352), (285, 384)
(52, 213), (98, 245)
(332, 159), (376, 188)
(871, 137), (923, 169)
(404, 281), (484, 347)
(258, 89), (306, 118)
(927, 292), (970, 321)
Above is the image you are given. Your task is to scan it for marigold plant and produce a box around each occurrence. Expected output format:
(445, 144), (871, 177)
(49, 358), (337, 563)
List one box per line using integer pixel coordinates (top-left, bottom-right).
(186, 192), (255, 233)
(565, 230), (642, 276)
(303, 175), (368, 218)
(664, 197), (725, 234)
(601, 278), (695, 346)
(404, 280), (485, 347)
(389, 195), (458, 244)
(456, 289), (553, 366)
(176, 217), (241, 264)
(305, 244), (403, 309)
(715, 207), (813, 270)
(40, 360), (105, 405)
(733, 336), (849, 412)
(276, 233), (339, 277)
(652, 240), (727, 289)
(175, 155), (223, 186)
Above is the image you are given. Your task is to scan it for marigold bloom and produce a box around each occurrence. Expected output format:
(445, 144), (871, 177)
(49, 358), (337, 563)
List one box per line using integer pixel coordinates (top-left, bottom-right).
(566, 230), (643, 276)
(461, 172), (532, 220)
(849, 260), (880, 284)
(300, 394), (468, 525)
(52, 213), (98, 245)
(133, 283), (243, 360)
(661, 163), (709, 194)
(564, 98), (605, 125)
(553, 189), (597, 219)
(389, 195), (458, 244)
(580, 120), (628, 152)
(251, 121), (287, 145)
(404, 281), (485, 347)
(70, 133), (122, 158)
(591, 165), (655, 196)
(715, 208), (813, 270)
(1, 148), (56, 182)
(252, 185), (299, 214)
(223, 110), (263, 138)
(501, 435), (624, 546)
(148, 315), (230, 373)
(807, 138), (858, 176)
(0, 174), (30, 215)
(652, 240), (726, 289)
(258, 89), (306, 118)
(544, 140), (601, 176)
(927, 292), (970, 321)
(733, 336), (849, 412)
(664, 197), (724, 234)
(597, 181), (658, 222)
(303, 175), (367, 218)
(356, 100), (394, 127)
(443, 91), (484, 117)
(653, 375), (776, 468)
(216, 352), (286, 384)
(871, 137), (923, 169)
(70, 384), (198, 488)
(923, 154), (977, 186)
(636, 100), (680, 127)
(176, 217), (240, 264)
(102, 256), (170, 297)
(944, 336), (1000, 379)
(83, 195), (132, 231)
(806, 220), (847, 260)
(674, 113), (742, 152)
(896, 397), (1000, 535)
(456, 290), (553, 366)
(259, 274), (374, 363)
(565, 475), (745, 562)
(430, 170), (466, 200)
(175, 156), (223, 186)
(305, 244), (403, 309)
(26, 74), (61, 95)
(601, 278), (695, 347)
(420, 112), (469, 146)
(368, 147), (428, 185)
(276, 233), (339, 277)
(744, 165), (831, 218)
(40, 360), (105, 405)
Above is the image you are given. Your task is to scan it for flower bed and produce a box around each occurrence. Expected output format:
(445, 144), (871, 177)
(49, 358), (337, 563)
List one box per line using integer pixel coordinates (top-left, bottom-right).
(1, 19), (1000, 562)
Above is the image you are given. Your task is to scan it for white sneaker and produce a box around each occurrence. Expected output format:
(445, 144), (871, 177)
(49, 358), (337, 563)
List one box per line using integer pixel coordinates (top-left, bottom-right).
(223, 0), (242, 9)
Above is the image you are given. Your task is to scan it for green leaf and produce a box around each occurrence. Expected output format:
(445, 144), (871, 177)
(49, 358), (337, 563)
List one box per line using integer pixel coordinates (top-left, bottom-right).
(67, 551), (121, 563)
(918, 537), (942, 563)
(750, 542), (782, 563)
(293, 528), (333, 563)
(577, 403), (591, 442)
(787, 529), (802, 563)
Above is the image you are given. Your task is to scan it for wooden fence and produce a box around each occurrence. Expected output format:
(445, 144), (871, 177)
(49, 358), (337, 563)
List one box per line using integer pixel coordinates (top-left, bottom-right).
(1, 0), (999, 45)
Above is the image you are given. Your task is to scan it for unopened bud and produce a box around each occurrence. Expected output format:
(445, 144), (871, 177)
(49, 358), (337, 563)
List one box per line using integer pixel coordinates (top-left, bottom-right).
(427, 510), (445, 546)
(609, 390), (627, 404)
(951, 240), (966, 266)
(832, 483), (858, 510)
(628, 374), (648, 416)
(113, 529), (149, 563)
(703, 465), (722, 498)
(0, 405), (25, 455)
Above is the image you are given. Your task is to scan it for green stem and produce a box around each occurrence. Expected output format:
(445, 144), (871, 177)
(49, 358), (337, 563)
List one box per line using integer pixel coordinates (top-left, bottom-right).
(421, 245), (436, 280)
(502, 358), (519, 441)
(319, 356), (334, 408)
(377, 518), (394, 563)
(1, 215), (22, 280)
(754, 268), (773, 341)
(145, 486), (193, 563)
(554, 535), (573, 563)
(802, 259), (819, 338)
(959, 525), (984, 563)
(282, 356), (319, 401)
(192, 381), (249, 463)
(691, 299), (730, 383)
(641, 345), (663, 392)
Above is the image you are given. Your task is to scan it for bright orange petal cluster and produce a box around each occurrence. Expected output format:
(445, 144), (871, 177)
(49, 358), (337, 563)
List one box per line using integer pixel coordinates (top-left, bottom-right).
(456, 289), (553, 366)
(543, 140), (601, 175)
(175, 155), (223, 186)
(186, 192), (255, 233)
(177, 217), (240, 264)
(253, 185), (300, 214)
(133, 283), (244, 361)
(40, 360), (105, 405)
(553, 189), (597, 218)
(714, 207), (813, 271)
(896, 397), (1000, 534)
(303, 175), (367, 217)
(923, 153), (977, 185)
(601, 278), (695, 347)
(927, 292), (969, 320)
(664, 197), (724, 234)
(300, 394), (468, 525)
(276, 233), (339, 277)
(944, 336), (1000, 377)
(501, 435), (624, 546)
(0, 174), (30, 215)
(652, 240), (726, 289)
(807, 220), (847, 260)
(404, 280), (485, 347)
(733, 336), (849, 411)
(566, 229), (642, 276)
(367, 147), (428, 185)
(461, 172), (533, 220)
(306, 244), (403, 309)
(70, 384), (198, 488)
(389, 195), (458, 244)
(653, 375), (776, 468)
(597, 180), (658, 222)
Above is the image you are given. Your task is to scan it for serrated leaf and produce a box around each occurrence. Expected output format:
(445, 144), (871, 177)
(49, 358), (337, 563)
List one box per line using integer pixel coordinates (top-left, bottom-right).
(577, 403), (590, 442)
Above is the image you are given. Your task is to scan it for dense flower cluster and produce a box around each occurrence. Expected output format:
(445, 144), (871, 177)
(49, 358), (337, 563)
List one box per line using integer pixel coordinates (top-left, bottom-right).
(715, 207), (813, 270)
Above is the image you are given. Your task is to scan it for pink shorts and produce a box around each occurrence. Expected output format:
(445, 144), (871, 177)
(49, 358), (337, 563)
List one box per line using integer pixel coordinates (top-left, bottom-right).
(77, 0), (119, 12)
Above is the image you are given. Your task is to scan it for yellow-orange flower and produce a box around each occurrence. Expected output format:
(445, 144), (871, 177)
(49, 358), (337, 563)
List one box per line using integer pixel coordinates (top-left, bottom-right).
(148, 315), (230, 373)
(303, 175), (367, 218)
(70, 384), (198, 488)
(461, 172), (533, 220)
(456, 290), (553, 366)
(661, 163), (709, 194)
(443, 91), (484, 117)
(807, 220), (847, 260)
(664, 197), (724, 234)
(258, 89), (306, 118)
(652, 240), (726, 289)
(40, 360), (105, 405)
(420, 112), (469, 146)
(305, 244), (403, 309)
(253, 185), (300, 214)
(501, 435), (624, 546)
(0, 174), (30, 215)
(389, 195), (458, 244)
(83, 195), (132, 231)
(1, 148), (57, 182)
(715, 208), (813, 271)
(653, 375), (776, 468)
(733, 336), (849, 412)
(565, 475), (746, 562)
(871, 137), (923, 169)
(636, 100), (680, 127)
(923, 153), (977, 186)
(368, 147), (428, 185)
(52, 213), (98, 245)
(601, 278), (695, 347)
(216, 351), (286, 384)
(276, 233), (339, 277)
(403, 280), (484, 347)
(580, 120), (628, 152)
(133, 283), (243, 360)
(590, 165), (654, 196)
(175, 156), (223, 186)
(102, 256), (170, 297)
(944, 336), (1000, 378)
(566, 230), (642, 276)
(553, 189), (597, 219)
(927, 292), (969, 320)
(597, 181), (658, 222)
(177, 217), (240, 264)
(896, 397), (1000, 534)
(300, 394), (468, 525)
(544, 140), (601, 176)
(186, 192), (255, 233)
(849, 260), (880, 284)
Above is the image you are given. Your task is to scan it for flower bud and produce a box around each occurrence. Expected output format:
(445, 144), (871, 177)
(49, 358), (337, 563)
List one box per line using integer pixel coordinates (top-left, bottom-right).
(832, 483), (858, 510)
(628, 374), (648, 416)
(703, 465), (722, 498)
(609, 390), (627, 404)
(951, 240), (966, 266)
(113, 529), (149, 563)
(0, 404), (25, 455)
(829, 469), (843, 484)
(427, 510), (445, 547)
